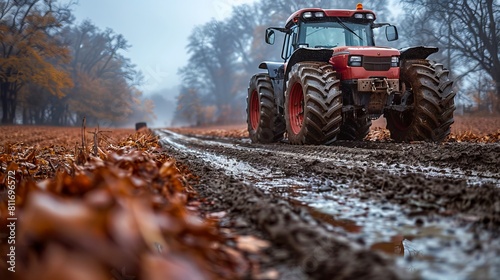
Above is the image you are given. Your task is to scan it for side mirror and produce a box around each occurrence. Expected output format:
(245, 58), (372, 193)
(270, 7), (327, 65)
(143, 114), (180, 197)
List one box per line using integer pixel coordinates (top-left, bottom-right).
(386, 25), (398, 41)
(265, 29), (275, 45)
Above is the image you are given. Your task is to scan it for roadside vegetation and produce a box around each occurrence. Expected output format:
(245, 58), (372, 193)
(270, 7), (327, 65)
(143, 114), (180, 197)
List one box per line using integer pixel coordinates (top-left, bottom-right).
(0, 0), (153, 126)
(0, 127), (258, 279)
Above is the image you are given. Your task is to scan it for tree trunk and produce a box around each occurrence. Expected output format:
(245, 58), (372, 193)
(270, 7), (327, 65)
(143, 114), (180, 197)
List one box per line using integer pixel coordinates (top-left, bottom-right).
(1, 82), (18, 124)
(1, 90), (8, 124)
(22, 107), (28, 125)
(50, 98), (68, 126)
(496, 81), (500, 114)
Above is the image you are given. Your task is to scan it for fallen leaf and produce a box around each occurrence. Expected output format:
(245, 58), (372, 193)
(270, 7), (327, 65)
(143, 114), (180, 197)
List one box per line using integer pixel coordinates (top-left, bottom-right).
(236, 235), (271, 254)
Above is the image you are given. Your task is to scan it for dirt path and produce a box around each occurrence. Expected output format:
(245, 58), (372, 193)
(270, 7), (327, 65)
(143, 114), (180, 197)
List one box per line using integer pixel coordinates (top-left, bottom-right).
(156, 129), (500, 280)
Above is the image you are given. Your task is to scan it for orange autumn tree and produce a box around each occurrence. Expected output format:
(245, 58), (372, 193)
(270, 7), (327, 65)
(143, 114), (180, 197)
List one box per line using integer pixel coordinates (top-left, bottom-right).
(0, 0), (74, 124)
(68, 70), (135, 124)
(62, 20), (151, 126)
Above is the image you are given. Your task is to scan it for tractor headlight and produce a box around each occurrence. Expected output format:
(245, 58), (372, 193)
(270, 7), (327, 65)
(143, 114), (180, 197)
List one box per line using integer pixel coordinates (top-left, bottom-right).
(354, 13), (364, 19)
(391, 56), (399, 67)
(303, 12), (313, 19)
(314, 12), (325, 18)
(303, 11), (325, 19)
(366, 14), (375, 20)
(349, 55), (363, 67)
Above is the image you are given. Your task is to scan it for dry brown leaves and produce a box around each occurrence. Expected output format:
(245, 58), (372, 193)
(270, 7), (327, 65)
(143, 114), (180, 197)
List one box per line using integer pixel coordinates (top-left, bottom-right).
(369, 115), (500, 143)
(366, 127), (500, 143)
(365, 127), (392, 142)
(169, 125), (248, 139)
(447, 130), (500, 143)
(0, 127), (244, 279)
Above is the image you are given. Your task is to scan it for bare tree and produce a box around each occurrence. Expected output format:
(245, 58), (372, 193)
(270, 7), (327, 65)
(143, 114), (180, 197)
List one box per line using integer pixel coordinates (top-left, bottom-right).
(401, 0), (500, 112)
(179, 20), (240, 123)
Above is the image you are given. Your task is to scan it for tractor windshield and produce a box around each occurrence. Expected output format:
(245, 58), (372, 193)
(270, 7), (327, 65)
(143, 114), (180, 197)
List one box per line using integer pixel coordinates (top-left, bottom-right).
(299, 20), (374, 48)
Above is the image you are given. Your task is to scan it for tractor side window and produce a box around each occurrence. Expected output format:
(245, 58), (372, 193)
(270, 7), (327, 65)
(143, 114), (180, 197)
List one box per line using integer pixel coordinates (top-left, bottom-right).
(282, 26), (298, 60)
(281, 33), (291, 60)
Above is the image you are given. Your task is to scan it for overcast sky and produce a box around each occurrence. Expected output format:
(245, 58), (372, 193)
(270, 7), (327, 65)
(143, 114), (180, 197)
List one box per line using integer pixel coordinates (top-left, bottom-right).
(71, 0), (257, 94)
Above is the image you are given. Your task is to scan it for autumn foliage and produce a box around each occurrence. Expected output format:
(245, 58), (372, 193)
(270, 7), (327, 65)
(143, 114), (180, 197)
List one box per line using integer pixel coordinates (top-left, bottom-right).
(0, 128), (244, 279)
(0, 1), (153, 126)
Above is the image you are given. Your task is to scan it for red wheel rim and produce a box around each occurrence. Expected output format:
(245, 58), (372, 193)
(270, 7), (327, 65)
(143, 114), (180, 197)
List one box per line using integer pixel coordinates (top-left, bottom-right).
(249, 90), (260, 131)
(289, 83), (304, 135)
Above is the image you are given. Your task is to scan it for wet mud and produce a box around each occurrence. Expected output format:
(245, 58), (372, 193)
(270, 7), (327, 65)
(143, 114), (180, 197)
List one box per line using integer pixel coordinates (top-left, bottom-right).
(156, 130), (500, 279)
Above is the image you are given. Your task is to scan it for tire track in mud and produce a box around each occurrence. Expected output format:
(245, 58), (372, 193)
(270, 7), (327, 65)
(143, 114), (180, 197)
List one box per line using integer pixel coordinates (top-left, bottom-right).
(156, 130), (500, 280)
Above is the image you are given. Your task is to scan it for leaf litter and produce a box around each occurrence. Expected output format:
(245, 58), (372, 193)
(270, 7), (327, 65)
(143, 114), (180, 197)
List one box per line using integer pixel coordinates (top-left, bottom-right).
(0, 126), (265, 279)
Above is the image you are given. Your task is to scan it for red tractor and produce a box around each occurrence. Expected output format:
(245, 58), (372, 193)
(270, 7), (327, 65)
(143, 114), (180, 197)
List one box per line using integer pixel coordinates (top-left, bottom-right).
(247, 4), (455, 144)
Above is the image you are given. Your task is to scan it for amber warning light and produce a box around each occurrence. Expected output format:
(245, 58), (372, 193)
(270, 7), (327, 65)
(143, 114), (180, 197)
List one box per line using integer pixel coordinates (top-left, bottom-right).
(357, 3), (363, 10)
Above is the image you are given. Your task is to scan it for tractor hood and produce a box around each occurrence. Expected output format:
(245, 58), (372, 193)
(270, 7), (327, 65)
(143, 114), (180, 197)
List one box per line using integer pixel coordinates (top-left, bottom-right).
(329, 46), (400, 80)
(332, 46), (400, 57)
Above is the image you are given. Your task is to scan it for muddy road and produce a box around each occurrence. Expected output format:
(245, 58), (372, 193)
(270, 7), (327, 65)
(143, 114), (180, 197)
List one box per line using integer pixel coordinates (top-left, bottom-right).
(156, 129), (500, 280)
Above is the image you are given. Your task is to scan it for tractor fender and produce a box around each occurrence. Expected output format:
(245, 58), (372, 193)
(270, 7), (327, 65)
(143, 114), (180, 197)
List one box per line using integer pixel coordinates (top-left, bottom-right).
(399, 46), (439, 61)
(286, 48), (334, 78)
(258, 61), (286, 108)
(259, 61), (285, 79)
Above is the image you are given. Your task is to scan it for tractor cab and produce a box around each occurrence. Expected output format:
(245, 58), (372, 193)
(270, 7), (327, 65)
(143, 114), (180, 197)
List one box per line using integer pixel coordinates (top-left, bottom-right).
(265, 5), (398, 61)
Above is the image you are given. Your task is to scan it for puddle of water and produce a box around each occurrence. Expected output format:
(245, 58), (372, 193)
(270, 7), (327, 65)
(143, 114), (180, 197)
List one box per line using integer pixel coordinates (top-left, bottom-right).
(287, 199), (363, 234)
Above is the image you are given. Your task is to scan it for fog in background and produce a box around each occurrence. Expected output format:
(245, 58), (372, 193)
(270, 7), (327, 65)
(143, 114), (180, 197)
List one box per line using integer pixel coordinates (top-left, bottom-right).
(71, 0), (257, 127)
(1, 0), (497, 127)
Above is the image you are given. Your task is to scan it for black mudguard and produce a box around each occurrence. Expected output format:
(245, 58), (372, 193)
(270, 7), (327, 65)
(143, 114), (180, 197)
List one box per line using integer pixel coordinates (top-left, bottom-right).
(258, 61), (285, 109)
(399, 46), (439, 60)
(259, 61), (285, 79)
(259, 48), (333, 83)
(287, 48), (333, 76)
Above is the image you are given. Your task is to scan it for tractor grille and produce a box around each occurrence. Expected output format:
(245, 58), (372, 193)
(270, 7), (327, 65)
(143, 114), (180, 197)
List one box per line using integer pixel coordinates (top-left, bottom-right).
(363, 56), (391, 71)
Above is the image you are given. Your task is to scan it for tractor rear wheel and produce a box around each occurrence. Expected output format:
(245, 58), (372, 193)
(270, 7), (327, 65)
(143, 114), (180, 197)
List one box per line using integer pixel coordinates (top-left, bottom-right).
(285, 62), (342, 145)
(385, 59), (455, 142)
(247, 73), (285, 143)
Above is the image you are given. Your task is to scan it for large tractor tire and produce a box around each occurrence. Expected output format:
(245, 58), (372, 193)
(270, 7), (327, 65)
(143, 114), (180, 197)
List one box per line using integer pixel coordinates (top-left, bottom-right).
(247, 73), (286, 143)
(285, 62), (342, 145)
(385, 59), (455, 142)
(338, 114), (372, 141)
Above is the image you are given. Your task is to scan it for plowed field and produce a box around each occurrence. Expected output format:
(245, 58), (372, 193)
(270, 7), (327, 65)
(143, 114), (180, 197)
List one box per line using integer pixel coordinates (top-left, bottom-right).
(1, 114), (500, 280)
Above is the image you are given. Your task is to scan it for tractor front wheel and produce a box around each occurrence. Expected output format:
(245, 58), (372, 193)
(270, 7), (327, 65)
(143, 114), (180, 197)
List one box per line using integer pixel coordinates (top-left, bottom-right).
(285, 62), (342, 145)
